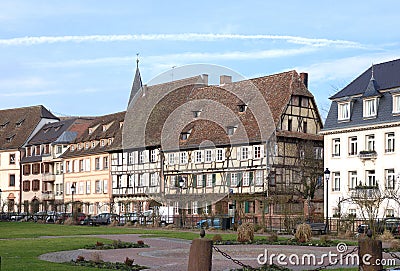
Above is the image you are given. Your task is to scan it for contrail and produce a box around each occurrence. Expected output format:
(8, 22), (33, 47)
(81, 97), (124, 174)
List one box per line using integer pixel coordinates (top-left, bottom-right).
(0, 33), (363, 48)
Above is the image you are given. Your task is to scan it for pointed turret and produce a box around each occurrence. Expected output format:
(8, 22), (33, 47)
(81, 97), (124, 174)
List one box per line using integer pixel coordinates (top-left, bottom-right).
(363, 64), (381, 98)
(128, 54), (143, 106)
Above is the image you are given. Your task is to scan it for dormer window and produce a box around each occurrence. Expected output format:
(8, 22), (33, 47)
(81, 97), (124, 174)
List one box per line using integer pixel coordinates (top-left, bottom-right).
(16, 119), (25, 127)
(393, 94), (400, 114)
(0, 121), (9, 129)
(192, 110), (202, 118)
(91, 141), (96, 148)
(85, 142), (89, 149)
(180, 131), (191, 140)
(71, 144), (75, 151)
(100, 139), (105, 147)
(88, 128), (94, 134)
(119, 122), (124, 128)
(238, 104), (247, 112)
(338, 102), (351, 121)
(363, 98), (378, 118)
(227, 126), (237, 136)
(6, 134), (15, 143)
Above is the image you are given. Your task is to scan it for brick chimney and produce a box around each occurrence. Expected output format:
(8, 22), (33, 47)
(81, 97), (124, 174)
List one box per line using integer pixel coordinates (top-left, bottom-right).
(220, 75), (232, 85)
(300, 72), (308, 88)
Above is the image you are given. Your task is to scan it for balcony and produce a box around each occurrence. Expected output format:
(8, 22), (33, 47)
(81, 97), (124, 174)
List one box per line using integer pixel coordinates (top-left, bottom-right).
(351, 185), (381, 200)
(42, 173), (56, 182)
(42, 191), (55, 201)
(358, 150), (377, 160)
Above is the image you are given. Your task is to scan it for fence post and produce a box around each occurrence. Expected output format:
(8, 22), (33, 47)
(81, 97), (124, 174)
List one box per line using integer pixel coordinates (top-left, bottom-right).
(187, 229), (212, 271)
(358, 230), (382, 271)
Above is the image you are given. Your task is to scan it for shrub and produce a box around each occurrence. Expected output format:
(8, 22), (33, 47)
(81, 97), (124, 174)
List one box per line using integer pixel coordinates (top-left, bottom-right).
(319, 235), (331, 244)
(212, 234), (223, 243)
(137, 240), (145, 245)
(109, 220), (119, 227)
(112, 239), (122, 248)
(379, 230), (394, 241)
(267, 232), (278, 243)
(124, 257), (135, 266)
(390, 239), (400, 250)
(96, 241), (104, 247)
(237, 222), (254, 243)
(294, 223), (312, 243)
(76, 255), (85, 262)
(89, 252), (103, 263)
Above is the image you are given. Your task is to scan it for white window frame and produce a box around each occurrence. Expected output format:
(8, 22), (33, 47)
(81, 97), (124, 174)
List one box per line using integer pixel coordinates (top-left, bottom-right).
(363, 98), (377, 118)
(206, 174), (213, 187)
(86, 181), (91, 194)
(366, 135), (375, 151)
(168, 153), (175, 165)
(393, 94), (400, 114)
(242, 172), (250, 186)
(386, 169), (395, 189)
(253, 145), (262, 159)
(205, 150), (213, 163)
(348, 137), (358, 156)
(150, 149), (156, 163)
(231, 173), (238, 187)
(241, 147), (249, 160)
(195, 150), (203, 163)
(348, 171), (357, 190)
(386, 132), (395, 153)
(333, 172), (340, 191)
(366, 170), (376, 186)
(333, 138), (340, 157)
(216, 148), (225, 162)
(139, 150), (145, 164)
(150, 173), (158, 187)
(255, 170), (263, 186)
(180, 152), (188, 164)
(338, 102), (351, 120)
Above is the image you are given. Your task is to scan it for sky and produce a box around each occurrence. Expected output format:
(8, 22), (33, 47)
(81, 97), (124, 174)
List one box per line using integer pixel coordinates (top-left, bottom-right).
(1, 0), (400, 120)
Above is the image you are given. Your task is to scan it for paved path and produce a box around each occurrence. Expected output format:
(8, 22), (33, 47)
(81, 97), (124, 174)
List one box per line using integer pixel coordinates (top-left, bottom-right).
(38, 234), (398, 270)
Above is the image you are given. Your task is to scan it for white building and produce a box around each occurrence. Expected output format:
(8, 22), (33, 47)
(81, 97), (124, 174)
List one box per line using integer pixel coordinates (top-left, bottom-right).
(321, 59), (400, 219)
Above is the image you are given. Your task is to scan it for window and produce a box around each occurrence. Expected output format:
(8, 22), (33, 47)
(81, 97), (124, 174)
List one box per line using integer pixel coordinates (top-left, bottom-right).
(348, 171), (357, 190)
(332, 172), (340, 191)
(180, 132), (190, 140)
(23, 180), (30, 192)
(100, 140), (105, 147)
(95, 157), (100, 170)
(231, 173), (238, 187)
(338, 102), (351, 120)
(150, 173), (158, 186)
(9, 153), (15, 165)
(139, 150), (145, 164)
(26, 147), (32, 157)
(386, 169), (395, 189)
(138, 174), (145, 187)
(238, 104), (247, 112)
(206, 174), (213, 187)
(56, 145), (62, 154)
(8, 174), (15, 186)
(386, 209), (395, 218)
(386, 132), (395, 153)
(23, 164), (31, 175)
(332, 138), (340, 157)
(288, 118), (292, 131)
(205, 150), (212, 162)
(227, 126), (236, 136)
(393, 94), (400, 113)
(366, 135), (375, 151)
(243, 172), (250, 186)
(86, 181), (91, 194)
(180, 152), (188, 164)
(192, 201), (198, 214)
(216, 149), (224, 161)
(32, 164), (40, 174)
(168, 153), (175, 165)
(241, 147), (249, 160)
(103, 157), (108, 169)
(193, 111), (201, 118)
(127, 174), (134, 187)
(254, 146), (262, 159)
(363, 98), (377, 118)
(315, 147), (323, 159)
(303, 121), (307, 133)
(349, 137), (358, 156)
(95, 180), (102, 193)
(32, 179), (40, 191)
(366, 170), (376, 186)
(79, 159), (84, 172)
(349, 209), (357, 218)
(255, 170), (263, 186)
(150, 149), (156, 163)
(195, 151), (203, 163)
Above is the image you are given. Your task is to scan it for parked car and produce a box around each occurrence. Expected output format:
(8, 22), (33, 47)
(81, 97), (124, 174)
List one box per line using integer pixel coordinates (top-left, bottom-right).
(119, 212), (140, 225)
(196, 218), (221, 229)
(92, 213), (120, 225)
(376, 218), (400, 234)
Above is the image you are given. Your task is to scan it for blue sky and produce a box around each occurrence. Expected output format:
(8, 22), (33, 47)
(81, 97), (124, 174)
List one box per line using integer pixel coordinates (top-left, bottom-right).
(1, 0), (399, 119)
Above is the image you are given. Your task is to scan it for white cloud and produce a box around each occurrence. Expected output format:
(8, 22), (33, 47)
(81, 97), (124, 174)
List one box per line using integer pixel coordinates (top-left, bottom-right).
(0, 33), (364, 48)
(0, 90), (58, 97)
(0, 76), (53, 89)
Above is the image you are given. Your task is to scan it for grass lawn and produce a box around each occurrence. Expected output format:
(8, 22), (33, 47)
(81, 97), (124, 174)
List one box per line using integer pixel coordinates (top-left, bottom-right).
(0, 222), (359, 271)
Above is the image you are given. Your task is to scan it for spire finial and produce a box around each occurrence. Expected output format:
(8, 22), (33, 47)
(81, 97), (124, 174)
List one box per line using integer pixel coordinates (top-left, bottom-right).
(136, 53), (139, 68)
(371, 63), (374, 80)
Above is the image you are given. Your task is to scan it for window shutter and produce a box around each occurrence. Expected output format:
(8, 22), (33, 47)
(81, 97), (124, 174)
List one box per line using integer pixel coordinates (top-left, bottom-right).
(202, 174), (206, 187)
(192, 174), (197, 188)
(236, 147), (241, 160)
(226, 173), (231, 186)
(244, 201), (249, 213)
(237, 172), (243, 187)
(212, 174), (216, 186)
(249, 172), (254, 185)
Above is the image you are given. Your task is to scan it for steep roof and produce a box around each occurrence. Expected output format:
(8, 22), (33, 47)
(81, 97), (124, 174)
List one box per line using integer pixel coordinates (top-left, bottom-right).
(128, 59), (143, 106)
(62, 111), (125, 158)
(0, 105), (59, 150)
(330, 59), (400, 99)
(124, 70), (315, 150)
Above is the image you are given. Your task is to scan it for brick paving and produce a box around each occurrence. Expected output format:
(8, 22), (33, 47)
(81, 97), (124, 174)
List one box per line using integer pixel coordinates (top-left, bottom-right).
(38, 234), (370, 270)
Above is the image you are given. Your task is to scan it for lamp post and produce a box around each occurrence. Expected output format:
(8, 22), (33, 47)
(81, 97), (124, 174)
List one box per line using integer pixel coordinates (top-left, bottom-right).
(71, 183), (76, 221)
(179, 177), (184, 228)
(324, 168), (331, 232)
(0, 189), (2, 213)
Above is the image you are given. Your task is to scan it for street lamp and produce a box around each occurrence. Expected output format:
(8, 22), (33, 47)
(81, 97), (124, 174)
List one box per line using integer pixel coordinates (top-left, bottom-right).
(179, 177), (185, 228)
(0, 189), (2, 213)
(324, 168), (331, 231)
(71, 183), (76, 221)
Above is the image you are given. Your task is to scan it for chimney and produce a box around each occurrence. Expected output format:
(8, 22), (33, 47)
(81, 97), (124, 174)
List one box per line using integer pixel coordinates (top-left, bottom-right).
(220, 75), (232, 85)
(201, 74), (208, 86)
(300, 73), (308, 88)
(142, 84), (148, 96)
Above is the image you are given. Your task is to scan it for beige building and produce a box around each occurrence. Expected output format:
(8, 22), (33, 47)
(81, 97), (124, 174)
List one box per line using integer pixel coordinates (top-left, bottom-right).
(62, 112), (125, 215)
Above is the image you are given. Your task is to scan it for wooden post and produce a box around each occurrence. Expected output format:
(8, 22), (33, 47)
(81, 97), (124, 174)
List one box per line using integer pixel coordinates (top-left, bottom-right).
(187, 230), (212, 271)
(358, 231), (382, 271)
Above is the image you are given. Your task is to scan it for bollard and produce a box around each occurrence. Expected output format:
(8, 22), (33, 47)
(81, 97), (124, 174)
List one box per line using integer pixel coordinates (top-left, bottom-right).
(187, 229), (212, 271)
(358, 230), (382, 271)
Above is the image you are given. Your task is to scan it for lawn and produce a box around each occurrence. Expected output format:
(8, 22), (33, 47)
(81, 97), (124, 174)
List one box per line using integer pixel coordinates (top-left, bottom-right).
(0, 222), (358, 271)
